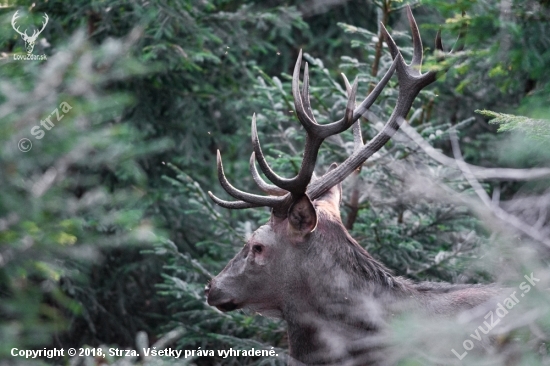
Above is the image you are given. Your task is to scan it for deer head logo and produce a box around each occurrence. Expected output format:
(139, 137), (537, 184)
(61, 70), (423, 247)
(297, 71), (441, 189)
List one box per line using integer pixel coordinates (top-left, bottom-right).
(11, 11), (49, 55)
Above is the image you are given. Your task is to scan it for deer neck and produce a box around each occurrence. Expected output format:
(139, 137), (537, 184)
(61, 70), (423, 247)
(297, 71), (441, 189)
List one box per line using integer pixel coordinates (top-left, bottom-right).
(281, 223), (412, 364)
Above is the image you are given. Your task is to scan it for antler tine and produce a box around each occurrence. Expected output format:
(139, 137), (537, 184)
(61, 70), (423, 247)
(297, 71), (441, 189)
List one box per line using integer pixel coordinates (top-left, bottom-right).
(342, 73), (363, 151)
(380, 24), (415, 77)
(250, 152), (287, 196)
(352, 121), (363, 151)
(435, 30), (444, 52)
(293, 49), (317, 130)
(341, 73), (352, 95)
(208, 192), (261, 209)
(406, 5), (423, 69)
(215, 150), (285, 207)
(343, 79), (358, 127)
(301, 62), (315, 121)
(38, 13), (48, 34)
(11, 10), (25, 36)
(251, 113), (302, 193)
(306, 5), (450, 200)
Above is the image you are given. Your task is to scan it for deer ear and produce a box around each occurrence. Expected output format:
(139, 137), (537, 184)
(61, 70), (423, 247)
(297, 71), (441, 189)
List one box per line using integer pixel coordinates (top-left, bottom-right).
(315, 163), (342, 213)
(288, 195), (317, 235)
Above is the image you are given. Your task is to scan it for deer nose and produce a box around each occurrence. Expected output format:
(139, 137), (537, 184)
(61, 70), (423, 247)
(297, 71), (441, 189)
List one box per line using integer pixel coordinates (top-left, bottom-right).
(204, 282), (211, 297)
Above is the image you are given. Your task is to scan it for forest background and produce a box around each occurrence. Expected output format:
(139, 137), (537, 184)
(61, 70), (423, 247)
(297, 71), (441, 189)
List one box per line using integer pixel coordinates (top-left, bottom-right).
(1, 0), (550, 365)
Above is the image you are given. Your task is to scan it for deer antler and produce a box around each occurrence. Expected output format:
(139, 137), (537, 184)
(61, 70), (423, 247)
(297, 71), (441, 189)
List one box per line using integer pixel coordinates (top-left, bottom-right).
(209, 5), (458, 217)
(11, 11), (48, 40)
(27, 13), (49, 40)
(306, 6), (447, 200)
(36, 13), (49, 37)
(11, 11), (26, 37)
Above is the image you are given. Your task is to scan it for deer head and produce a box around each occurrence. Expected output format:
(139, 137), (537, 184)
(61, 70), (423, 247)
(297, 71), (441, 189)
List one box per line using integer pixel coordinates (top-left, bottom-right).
(11, 11), (49, 55)
(205, 6), (462, 364)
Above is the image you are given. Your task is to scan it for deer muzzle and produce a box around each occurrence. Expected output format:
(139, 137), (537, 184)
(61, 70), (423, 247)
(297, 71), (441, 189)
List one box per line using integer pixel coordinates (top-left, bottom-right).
(205, 280), (240, 312)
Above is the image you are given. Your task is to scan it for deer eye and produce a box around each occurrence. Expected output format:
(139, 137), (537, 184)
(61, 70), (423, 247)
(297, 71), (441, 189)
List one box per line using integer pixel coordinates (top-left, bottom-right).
(252, 244), (263, 254)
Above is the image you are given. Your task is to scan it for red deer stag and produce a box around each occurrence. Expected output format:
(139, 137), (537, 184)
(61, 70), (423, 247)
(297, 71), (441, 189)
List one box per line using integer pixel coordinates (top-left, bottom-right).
(205, 6), (498, 365)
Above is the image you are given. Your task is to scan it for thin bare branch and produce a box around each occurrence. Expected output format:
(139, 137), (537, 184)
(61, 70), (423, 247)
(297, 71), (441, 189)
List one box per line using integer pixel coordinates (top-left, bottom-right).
(400, 122), (550, 181)
(449, 129), (550, 247)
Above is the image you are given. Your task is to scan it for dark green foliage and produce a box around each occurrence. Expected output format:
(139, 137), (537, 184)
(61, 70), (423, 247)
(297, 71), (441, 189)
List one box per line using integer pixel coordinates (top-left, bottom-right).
(476, 109), (550, 139)
(0, 27), (165, 356)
